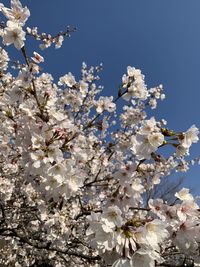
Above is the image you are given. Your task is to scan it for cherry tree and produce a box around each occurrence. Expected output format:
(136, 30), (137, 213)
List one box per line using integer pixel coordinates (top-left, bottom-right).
(0, 1), (199, 266)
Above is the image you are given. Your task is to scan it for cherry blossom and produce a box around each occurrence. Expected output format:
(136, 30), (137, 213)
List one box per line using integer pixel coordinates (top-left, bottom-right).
(0, 1), (199, 267)
(2, 20), (26, 49)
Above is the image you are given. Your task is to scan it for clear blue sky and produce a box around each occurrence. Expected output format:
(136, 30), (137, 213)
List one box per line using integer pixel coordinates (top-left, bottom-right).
(2, 0), (200, 195)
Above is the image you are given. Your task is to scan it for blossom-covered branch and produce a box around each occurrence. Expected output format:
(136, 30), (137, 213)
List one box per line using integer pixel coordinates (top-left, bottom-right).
(0, 1), (199, 267)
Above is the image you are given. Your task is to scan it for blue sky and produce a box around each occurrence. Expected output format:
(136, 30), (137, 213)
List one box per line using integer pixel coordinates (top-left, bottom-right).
(2, 0), (200, 195)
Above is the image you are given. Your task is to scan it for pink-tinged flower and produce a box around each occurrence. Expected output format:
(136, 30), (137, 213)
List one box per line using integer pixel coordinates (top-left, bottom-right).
(31, 52), (44, 64)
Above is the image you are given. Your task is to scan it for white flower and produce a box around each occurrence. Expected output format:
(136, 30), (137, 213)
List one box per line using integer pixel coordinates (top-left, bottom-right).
(31, 133), (44, 149)
(131, 119), (164, 159)
(79, 80), (89, 96)
(131, 135), (156, 160)
(174, 220), (200, 253)
(101, 205), (123, 228)
(127, 83), (148, 100)
(95, 227), (116, 251)
(138, 219), (169, 250)
(0, 47), (9, 71)
(148, 98), (157, 109)
(175, 145), (189, 157)
(16, 68), (32, 87)
(30, 150), (45, 168)
(115, 162), (137, 184)
(96, 96), (116, 113)
(177, 201), (199, 222)
(47, 162), (68, 181)
(127, 66), (142, 78)
(55, 35), (64, 49)
(3, 21), (26, 50)
(112, 258), (132, 267)
(46, 146), (63, 163)
(58, 72), (76, 87)
(120, 106), (146, 127)
(148, 132), (164, 148)
(122, 67), (148, 101)
(148, 199), (167, 220)
(131, 178), (144, 192)
(115, 230), (137, 258)
(39, 41), (51, 50)
(1, 0), (30, 25)
(132, 248), (162, 267)
(175, 188), (194, 202)
(181, 125), (199, 148)
(139, 117), (157, 135)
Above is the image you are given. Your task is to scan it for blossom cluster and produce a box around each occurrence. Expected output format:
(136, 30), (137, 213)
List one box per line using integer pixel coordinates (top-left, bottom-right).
(0, 1), (199, 267)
